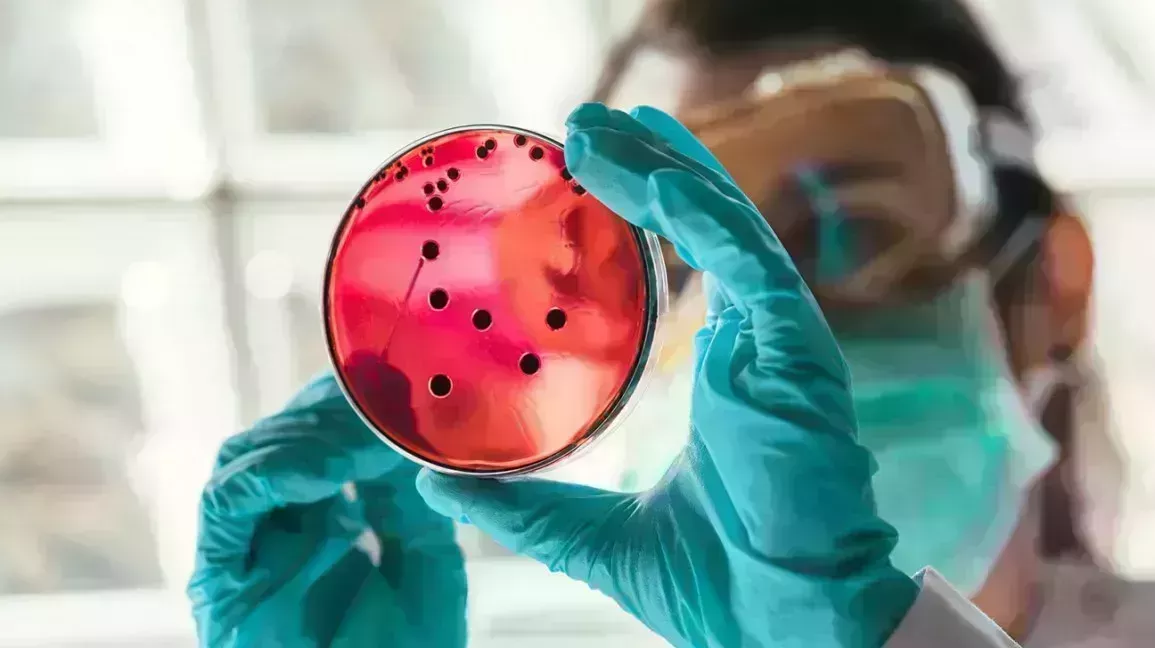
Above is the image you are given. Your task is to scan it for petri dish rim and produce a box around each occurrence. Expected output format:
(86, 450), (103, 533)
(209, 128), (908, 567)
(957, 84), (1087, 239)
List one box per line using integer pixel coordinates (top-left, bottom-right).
(322, 123), (668, 479)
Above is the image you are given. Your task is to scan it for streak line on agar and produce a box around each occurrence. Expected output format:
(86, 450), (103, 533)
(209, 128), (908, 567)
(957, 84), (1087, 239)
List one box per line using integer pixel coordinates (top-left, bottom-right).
(383, 257), (425, 358)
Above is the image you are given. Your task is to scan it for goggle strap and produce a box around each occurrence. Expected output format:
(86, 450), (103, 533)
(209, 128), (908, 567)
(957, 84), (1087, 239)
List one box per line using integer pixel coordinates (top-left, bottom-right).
(981, 110), (1037, 170)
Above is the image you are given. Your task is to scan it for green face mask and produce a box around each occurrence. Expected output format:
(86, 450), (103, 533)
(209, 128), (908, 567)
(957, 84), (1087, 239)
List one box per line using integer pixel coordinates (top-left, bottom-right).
(622, 273), (1054, 594)
(834, 273), (1056, 594)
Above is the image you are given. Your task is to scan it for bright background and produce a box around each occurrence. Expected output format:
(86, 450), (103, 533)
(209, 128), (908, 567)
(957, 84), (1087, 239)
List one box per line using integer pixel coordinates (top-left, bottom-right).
(0, 1), (1153, 646)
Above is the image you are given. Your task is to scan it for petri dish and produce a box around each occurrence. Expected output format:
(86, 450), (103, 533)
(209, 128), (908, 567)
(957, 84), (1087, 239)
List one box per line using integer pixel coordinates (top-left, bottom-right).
(323, 126), (666, 476)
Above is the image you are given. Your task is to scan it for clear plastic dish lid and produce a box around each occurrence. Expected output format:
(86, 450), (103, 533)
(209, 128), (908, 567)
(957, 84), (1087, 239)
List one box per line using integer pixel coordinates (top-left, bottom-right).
(323, 126), (667, 477)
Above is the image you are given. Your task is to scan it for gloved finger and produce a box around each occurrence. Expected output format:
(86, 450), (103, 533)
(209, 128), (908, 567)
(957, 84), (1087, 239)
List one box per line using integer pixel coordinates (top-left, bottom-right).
(693, 314), (881, 561)
(658, 169), (850, 387)
(355, 481), (461, 557)
(564, 122), (786, 297)
(416, 469), (638, 597)
(568, 103), (753, 217)
(567, 127), (846, 381)
(566, 103), (661, 144)
(190, 497), (367, 645)
(566, 103), (754, 289)
(629, 106), (739, 187)
(567, 104), (733, 188)
(202, 425), (397, 521)
(212, 374), (407, 489)
(629, 106), (741, 321)
(197, 412), (403, 571)
(350, 481), (468, 646)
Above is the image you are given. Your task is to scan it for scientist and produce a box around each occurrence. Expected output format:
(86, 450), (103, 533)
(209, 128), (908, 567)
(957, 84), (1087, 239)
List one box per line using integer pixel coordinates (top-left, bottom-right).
(189, 100), (1035, 647)
(590, 1), (1141, 646)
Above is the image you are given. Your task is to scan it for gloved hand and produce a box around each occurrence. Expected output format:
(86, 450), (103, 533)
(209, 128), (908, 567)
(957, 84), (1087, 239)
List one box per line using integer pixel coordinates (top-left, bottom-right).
(417, 104), (920, 647)
(188, 373), (466, 648)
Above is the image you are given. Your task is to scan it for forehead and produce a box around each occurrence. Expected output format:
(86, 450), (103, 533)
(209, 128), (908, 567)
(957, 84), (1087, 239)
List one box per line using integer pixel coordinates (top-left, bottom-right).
(675, 38), (852, 113)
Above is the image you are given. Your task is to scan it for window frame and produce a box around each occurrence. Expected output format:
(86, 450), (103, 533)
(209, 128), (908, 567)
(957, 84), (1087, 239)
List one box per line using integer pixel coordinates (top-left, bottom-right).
(0, 0), (213, 200)
(0, 204), (240, 601)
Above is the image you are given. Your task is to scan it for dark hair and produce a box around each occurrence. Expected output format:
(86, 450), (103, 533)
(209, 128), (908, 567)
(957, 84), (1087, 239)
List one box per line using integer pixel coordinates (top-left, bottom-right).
(663, 0), (1024, 116)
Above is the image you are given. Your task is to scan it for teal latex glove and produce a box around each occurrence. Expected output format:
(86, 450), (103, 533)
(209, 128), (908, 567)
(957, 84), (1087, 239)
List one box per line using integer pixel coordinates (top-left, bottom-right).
(188, 373), (466, 648)
(418, 104), (920, 647)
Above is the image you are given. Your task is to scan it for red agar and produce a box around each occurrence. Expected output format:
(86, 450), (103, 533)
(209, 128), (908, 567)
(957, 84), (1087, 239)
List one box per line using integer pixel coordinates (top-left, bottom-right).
(324, 127), (659, 475)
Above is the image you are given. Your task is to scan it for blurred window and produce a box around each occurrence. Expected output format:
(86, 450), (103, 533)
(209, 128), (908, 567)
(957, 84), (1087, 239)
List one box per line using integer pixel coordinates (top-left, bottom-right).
(285, 292), (328, 385)
(0, 209), (238, 608)
(0, 2), (658, 644)
(0, 0), (99, 139)
(1071, 189), (1155, 575)
(0, 303), (159, 594)
(236, 203), (336, 415)
(0, 0), (210, 198)
(245, 0), (498, 134)
(1074, 192), (1155, 369)
(605, 48), (688, 114)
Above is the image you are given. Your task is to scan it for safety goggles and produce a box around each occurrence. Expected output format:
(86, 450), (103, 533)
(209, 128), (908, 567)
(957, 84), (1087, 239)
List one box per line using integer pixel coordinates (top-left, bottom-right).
(591, 23), (1043, 309)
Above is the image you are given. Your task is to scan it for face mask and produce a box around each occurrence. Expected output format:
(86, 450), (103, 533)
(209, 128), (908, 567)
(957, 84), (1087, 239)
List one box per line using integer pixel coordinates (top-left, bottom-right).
(669, 48), (1054, 592)
(625, 271), (1055, 593)
(835, 273), (1057, 594)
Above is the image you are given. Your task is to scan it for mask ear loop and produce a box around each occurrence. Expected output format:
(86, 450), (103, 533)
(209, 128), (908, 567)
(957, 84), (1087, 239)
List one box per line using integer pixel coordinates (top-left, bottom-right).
(976, 112), (1094, 561)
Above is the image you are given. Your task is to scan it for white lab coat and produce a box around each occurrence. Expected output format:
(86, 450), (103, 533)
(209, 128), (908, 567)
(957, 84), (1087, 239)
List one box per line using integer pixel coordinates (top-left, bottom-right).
(886, 568), (1020, 647)
(886, 560), (1155, 647)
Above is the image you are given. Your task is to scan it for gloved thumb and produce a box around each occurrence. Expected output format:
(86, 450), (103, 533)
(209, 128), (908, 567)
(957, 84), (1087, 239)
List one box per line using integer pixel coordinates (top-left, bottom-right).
(416, 469), (633, 587)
